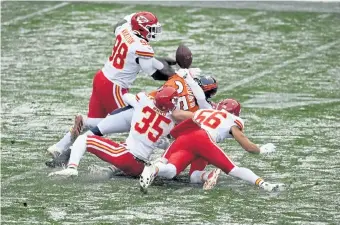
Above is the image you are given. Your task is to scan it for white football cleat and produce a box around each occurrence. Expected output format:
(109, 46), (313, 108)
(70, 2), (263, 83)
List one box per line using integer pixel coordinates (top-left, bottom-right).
(139, 164), (158, 193)
(48, 167), (78, 177)
(46, 144), (62, 159)
(71, 114), (84, 141)
(203, 169), (221, 190)
(260, 182), (286, 192)
(88, 164), (120, 178)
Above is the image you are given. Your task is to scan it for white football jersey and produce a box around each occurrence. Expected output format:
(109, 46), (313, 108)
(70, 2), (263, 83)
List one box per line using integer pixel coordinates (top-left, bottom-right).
(102, 17), (155, 88)
(192, 109), (244, 143)
(124, 92), (175, 161)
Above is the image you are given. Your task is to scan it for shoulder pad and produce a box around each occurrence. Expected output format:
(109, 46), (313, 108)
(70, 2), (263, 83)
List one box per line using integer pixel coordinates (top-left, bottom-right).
(134, 40), (154, 58)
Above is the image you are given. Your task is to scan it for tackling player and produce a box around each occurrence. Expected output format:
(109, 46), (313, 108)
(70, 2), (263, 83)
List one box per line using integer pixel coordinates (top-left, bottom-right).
(48, 87), (179, 177)
(47, 12), (174, 159)
(45, 69), (218, 168)
(140, 99), (286, 192)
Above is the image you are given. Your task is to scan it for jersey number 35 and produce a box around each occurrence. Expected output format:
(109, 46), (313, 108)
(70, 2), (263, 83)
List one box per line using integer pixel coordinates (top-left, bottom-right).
(135, 106), (171, 142)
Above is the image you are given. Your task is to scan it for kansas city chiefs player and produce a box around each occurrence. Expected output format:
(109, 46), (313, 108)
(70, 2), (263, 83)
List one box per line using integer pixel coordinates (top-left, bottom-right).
(47, 12), (174, 159)
(48, 87), (179, 177)
(45, 68), (218, 171)
(140, 99), (286, 192)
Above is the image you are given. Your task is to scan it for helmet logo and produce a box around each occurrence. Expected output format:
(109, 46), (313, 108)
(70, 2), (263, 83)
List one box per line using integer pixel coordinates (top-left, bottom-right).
(136, 16), (149, 24)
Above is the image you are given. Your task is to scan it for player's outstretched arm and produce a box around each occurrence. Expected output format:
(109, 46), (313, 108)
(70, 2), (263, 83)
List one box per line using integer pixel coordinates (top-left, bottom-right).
(139, 57), (175, 81)
(177, 69), (212, 109)
(171, 110), (194, 123)
(231, 126), (261, 154)
(151, 57), (176, 81)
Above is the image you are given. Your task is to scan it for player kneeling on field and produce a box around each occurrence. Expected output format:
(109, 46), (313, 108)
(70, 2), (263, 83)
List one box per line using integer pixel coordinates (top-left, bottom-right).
(140, 99), (286, 192)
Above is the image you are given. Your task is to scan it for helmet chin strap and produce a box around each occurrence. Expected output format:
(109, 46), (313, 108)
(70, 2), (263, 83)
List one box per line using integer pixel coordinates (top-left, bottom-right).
(133, 31), (149, 42)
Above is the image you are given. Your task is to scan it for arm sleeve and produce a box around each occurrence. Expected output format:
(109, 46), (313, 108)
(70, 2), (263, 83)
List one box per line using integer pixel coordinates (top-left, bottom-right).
(185, 75), (212, 109)
(139, 57), (164, 76)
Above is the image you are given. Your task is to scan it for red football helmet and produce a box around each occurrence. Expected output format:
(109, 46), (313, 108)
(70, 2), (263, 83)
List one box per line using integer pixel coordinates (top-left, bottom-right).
(154, 86), (179, 112)
(216, 99), (241, 116)
(131, 11), (161, 41)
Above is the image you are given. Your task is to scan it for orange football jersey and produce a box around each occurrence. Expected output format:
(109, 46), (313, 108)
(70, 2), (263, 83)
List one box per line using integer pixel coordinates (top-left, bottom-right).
(149, 74), (199, 112)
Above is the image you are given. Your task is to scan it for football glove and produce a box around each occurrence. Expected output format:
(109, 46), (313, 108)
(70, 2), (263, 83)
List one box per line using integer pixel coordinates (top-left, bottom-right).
(259, 143), (276, 154)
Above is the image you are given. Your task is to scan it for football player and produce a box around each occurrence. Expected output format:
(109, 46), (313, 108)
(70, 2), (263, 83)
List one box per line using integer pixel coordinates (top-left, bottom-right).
(45, 69), (218, 170)
(48, 87), (179, 177)
(140, 99), (286, 192)
(47, 12), (175, 159)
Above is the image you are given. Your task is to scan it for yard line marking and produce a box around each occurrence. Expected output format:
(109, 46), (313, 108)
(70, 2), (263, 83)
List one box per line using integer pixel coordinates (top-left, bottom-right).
(2, 2), (70, 26)
(221, 40), (340, 91)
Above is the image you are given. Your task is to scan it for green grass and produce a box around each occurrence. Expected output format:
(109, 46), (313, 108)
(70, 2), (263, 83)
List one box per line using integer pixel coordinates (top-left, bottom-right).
(1, 2), (340, 224)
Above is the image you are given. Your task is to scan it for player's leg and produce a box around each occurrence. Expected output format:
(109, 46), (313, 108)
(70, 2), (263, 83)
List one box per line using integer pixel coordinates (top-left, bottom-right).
(95, 70), (128, 116)
(155, 136), (193, 179)
(47, 70), (106, 157)
(46, 105), (134, 168)
(195, 131), (285, 191)
(86, 136), (144, 176)
(48, 131), (90, 177)
(188, 158), (208, 183)
(140, 149), (195, 193)
(140, 137), (195, 191)
(103, 82), (128, 113)
(189, 158), (221, 190)
(94, 106), (133, 135)
(49, 134), (144, 177)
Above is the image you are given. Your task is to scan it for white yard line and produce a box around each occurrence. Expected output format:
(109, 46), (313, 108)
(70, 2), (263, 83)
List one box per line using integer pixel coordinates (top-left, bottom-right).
(2, 2), (70, 26)
(221, 40), (340, 92)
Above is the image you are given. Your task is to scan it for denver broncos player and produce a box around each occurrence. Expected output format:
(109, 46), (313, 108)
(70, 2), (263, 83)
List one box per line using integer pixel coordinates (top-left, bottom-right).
(48, 87), (179, 177)
(140, 99), (286, 192)
(47, 12), (174, 159)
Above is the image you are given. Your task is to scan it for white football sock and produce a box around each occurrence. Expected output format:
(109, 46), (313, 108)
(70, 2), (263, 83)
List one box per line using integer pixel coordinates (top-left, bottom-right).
(190, 170), (205, 183)
(228, 166), (264, 186)
(55, 131), (72, 153)
(68, 131), (94, 168)
(55, 117), (102, 153)
(155, 162), (177, 179)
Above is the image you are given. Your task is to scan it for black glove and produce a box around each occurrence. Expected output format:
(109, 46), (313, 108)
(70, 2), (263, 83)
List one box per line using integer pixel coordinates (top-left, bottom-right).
(151, 57), (177, 81)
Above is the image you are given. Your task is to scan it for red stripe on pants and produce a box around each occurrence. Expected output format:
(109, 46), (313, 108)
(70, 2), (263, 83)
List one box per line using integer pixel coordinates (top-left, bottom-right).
(86, 135), (144, 176)
(88, 70), (128, 118)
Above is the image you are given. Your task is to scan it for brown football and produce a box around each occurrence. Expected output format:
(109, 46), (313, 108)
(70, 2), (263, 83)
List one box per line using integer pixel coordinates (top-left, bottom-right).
(176, 44), (192, 69)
